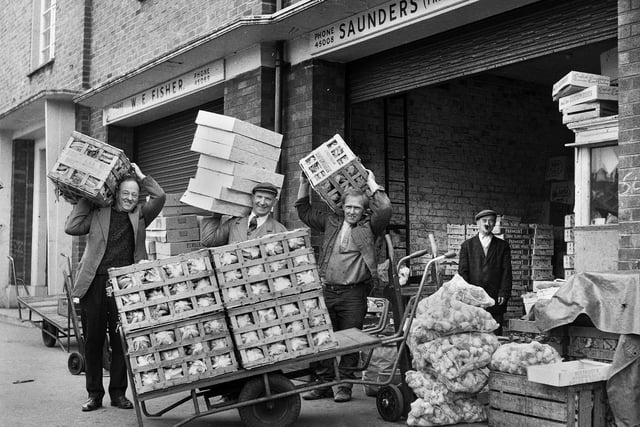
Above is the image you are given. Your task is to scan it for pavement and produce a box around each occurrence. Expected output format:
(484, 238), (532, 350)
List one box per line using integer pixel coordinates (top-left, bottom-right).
(0, 308), (408, 427)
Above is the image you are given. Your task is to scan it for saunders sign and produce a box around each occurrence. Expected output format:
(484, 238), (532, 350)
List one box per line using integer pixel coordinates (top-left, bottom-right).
(309, 0), (469, 55)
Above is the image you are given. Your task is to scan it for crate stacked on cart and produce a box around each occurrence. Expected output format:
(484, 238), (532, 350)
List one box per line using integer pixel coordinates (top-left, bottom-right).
(299, 134), (371, 213)
(182, 111), (284, 217)
(147, 194), (203, 260)
(47, 131), (131, 207)
(210, 228), (338, 368)
(564, 214), (576, 278)
(108, 249), (236, 394)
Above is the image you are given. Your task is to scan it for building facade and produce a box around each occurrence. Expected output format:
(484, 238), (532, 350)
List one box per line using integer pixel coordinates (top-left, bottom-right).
(1, 0), (638, 305)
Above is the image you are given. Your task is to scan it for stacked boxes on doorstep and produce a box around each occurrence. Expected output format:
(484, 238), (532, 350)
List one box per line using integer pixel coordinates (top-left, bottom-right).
(47, 131), (131, 207)
(530, 224), (554, 281)
(182, 111), (285, 217)
(299, 134), (371, 212)
(553, 71), (618, 124)
(444, 224), (466, 280)
(107, 249), (236, 394)
(564, 214), (576, 278)
(210, 229), (338, 368)
(147, 193), (205, 260)
(498, 223), (531, 319)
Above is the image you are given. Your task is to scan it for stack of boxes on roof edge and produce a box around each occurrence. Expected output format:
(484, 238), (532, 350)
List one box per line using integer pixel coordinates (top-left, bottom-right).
(181, 111), (284, 217)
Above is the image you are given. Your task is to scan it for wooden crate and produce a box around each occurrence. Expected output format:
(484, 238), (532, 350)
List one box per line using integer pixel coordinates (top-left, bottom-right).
(562, 101), (617, 124)
(47, 131), (131, 207)
(227, 290), (338, 369)
(299, 135), (371, 212)
(488, 371), (606, 427)
(107, 249), (223, 332)
(125, 313), (238, 395)
(209, 229), (322, 308)
(505, 319), (565, 354)
(566, 326), (619, 363)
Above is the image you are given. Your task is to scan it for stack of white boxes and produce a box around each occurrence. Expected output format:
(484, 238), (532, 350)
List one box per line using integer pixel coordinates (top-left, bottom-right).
(146, 192), (206, 260)
(553, 71), (618, 124)
(564, 214), (576, 278)
(181, 112), (285, 217)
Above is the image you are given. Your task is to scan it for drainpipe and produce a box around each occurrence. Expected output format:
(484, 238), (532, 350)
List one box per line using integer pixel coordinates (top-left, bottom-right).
(274, 40), (285, 223)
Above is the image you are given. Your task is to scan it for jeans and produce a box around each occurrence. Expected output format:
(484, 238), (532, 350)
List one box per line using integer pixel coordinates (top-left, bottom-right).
(80, 274), (127, 400)
(313, 283), (369, 391)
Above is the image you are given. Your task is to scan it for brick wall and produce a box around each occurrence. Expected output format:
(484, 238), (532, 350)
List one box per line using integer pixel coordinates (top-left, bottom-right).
(351, 74), (571, 255)
(88, 0), (275, 89)
(0, 1), (85, 115)
(617, 0), (640, 270)
(224, 67), (275, 129)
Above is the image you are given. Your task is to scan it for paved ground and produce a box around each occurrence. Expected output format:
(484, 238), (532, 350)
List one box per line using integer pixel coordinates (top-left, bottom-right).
(0, 309), (407, 427)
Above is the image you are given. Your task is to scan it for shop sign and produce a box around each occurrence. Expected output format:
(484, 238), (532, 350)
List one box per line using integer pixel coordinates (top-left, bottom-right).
(309, 0), (469, 55)
(103, 59), (224, 125)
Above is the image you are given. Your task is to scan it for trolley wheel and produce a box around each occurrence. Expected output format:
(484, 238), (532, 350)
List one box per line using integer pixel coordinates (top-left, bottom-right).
(41, 320), (57, 347)
(376, 384), (405, 422)
(68, 352), (85, 375)
(238, 373), (300, 427)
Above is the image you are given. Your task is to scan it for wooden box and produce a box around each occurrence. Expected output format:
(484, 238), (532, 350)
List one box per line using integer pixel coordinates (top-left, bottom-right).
(562, 101), (617, 124)
(558, 85), (618, 111)
(181, 188), (251, 218)
(299, 135), (371, 212)
(566, 326), (619, 363)
(47, 131), (131, 207)
(197, 155), (284, 188)
(194, 126), (281, 161)
(209, 229), (322, 308)
(107, 249), (223, 332)
(191, 137), (278, 171)
(146, 227), (200, 243)
(552, 71), (611, 101)
(227, 289), (338, 369)
(125, 313), (238, 395)
(195, 111), (283, 149)
(488, 371), (606, 427)
(155, 241), (203, 258)
(147, 215), (199, 231)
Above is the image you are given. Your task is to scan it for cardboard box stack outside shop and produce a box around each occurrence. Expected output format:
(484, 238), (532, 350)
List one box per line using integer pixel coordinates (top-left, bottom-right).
(553, 71), (618, 124)
(181, 111), (285, 217)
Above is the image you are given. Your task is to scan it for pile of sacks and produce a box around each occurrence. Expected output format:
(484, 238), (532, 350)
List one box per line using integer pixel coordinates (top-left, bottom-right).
(405, 274), (500, 426)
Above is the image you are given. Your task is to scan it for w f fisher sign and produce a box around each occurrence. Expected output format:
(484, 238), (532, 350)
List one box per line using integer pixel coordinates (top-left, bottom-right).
(103, 59), (224, 125)
(309, 0), (465, 55)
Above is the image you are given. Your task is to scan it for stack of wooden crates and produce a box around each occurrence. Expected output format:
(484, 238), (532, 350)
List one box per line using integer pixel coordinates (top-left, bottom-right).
(210, 229), (338, 368)
(108, 249), (236, 395)
(181, 111), (285, 217)
(564, 214), (576, 278)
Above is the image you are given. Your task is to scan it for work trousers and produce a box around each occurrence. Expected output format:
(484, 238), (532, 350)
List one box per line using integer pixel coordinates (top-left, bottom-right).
(80, 274), (127, 400)
(314, 283), (369, 391)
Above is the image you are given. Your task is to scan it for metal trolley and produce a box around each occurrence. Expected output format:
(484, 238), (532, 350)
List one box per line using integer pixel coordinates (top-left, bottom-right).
(120, 240), (455, 426)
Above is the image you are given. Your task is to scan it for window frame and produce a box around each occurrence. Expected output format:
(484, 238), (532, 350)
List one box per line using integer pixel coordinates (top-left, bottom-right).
(30, 0), (56, 72)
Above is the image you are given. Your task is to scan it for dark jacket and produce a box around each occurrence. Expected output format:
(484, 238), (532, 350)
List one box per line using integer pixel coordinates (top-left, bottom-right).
(295, 191), (392, 280)
(65, 176), (166, 298)
(458, 234), (512, 305)
(200, 215), (287, 246)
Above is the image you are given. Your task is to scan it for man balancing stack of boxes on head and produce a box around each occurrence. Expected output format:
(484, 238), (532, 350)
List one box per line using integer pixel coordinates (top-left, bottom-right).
(48, 112), (390, 413)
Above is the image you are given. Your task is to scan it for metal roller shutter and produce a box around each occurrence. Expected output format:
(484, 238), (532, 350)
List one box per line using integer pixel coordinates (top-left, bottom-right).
(134, 99), (223, 194)
(347, 0), (617, 103)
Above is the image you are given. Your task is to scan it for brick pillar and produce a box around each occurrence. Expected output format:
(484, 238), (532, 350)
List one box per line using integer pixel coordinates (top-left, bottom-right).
(224, 66), (276, 129)
(618, 0), (640, 270)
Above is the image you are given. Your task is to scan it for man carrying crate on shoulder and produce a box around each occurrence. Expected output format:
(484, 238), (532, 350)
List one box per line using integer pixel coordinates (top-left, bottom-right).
(200, 182), (287, 246)
(65, 163), (166, 412)
(295, 169), (392, 403)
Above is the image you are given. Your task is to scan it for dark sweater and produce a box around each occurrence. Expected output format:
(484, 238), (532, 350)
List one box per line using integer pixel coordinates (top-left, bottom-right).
(96, 208), (135, 274)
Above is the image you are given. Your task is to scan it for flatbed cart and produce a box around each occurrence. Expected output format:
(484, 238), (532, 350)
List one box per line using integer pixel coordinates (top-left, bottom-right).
(120, 248), (455, 427)
(13, 254), (79, 352)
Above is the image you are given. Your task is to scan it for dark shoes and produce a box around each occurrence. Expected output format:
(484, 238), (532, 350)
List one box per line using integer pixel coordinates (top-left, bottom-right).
(301, 388), (333, 400)
(333, 387), (352, 403)
(81, 397), (102, 412)
(110, 395), (134, 409)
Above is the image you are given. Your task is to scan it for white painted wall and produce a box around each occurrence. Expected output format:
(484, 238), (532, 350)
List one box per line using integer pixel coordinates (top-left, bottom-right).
(31, 139), (48, 290)
(44, 99), (74, 295)
(0, 131), (13, 307)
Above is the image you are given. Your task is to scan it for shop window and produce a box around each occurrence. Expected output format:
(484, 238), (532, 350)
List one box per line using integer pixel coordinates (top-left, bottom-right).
(30, 0), (56, 69)
(590, 146), (618, 225)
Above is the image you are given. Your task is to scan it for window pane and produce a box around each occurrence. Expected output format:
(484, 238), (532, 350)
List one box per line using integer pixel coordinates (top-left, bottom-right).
(43, 0), (51, 10)
(42, 11), (50, 29)
(590, 146), (618, 224)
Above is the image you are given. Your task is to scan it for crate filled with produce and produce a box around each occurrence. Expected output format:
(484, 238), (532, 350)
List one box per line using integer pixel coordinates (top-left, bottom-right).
(108, 249), (223, 332)
(299, 134), (371, 212)
(227, 289), (338, 369)
(125, 313), (238, 395)
(47, 131), (131, 207)
(209, 229), (322, 308)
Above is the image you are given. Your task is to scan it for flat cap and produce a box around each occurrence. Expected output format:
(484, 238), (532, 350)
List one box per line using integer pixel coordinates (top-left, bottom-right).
(474, 209), (497, 221)
(252, 182), (279, 196)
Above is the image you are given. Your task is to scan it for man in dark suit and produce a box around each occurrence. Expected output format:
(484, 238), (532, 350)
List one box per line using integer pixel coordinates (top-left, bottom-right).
(458, 209), (512, 335)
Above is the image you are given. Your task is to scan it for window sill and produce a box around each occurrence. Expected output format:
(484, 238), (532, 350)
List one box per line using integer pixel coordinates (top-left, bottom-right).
(27, 58), (54, 78)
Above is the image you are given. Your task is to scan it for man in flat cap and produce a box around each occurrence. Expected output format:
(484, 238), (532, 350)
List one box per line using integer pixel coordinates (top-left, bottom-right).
(200, 182), (287, 246)
(458, 209), (512, 335)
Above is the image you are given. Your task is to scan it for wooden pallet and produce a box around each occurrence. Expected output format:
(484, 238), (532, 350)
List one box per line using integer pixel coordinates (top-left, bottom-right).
(125, 313), (238, 395)
(227, 290), (338, 369)
(47, 131), (131, 207)
(488, 371), (606, 427)
(209, 229), (322, 308)
(107, 249), (223, 332)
